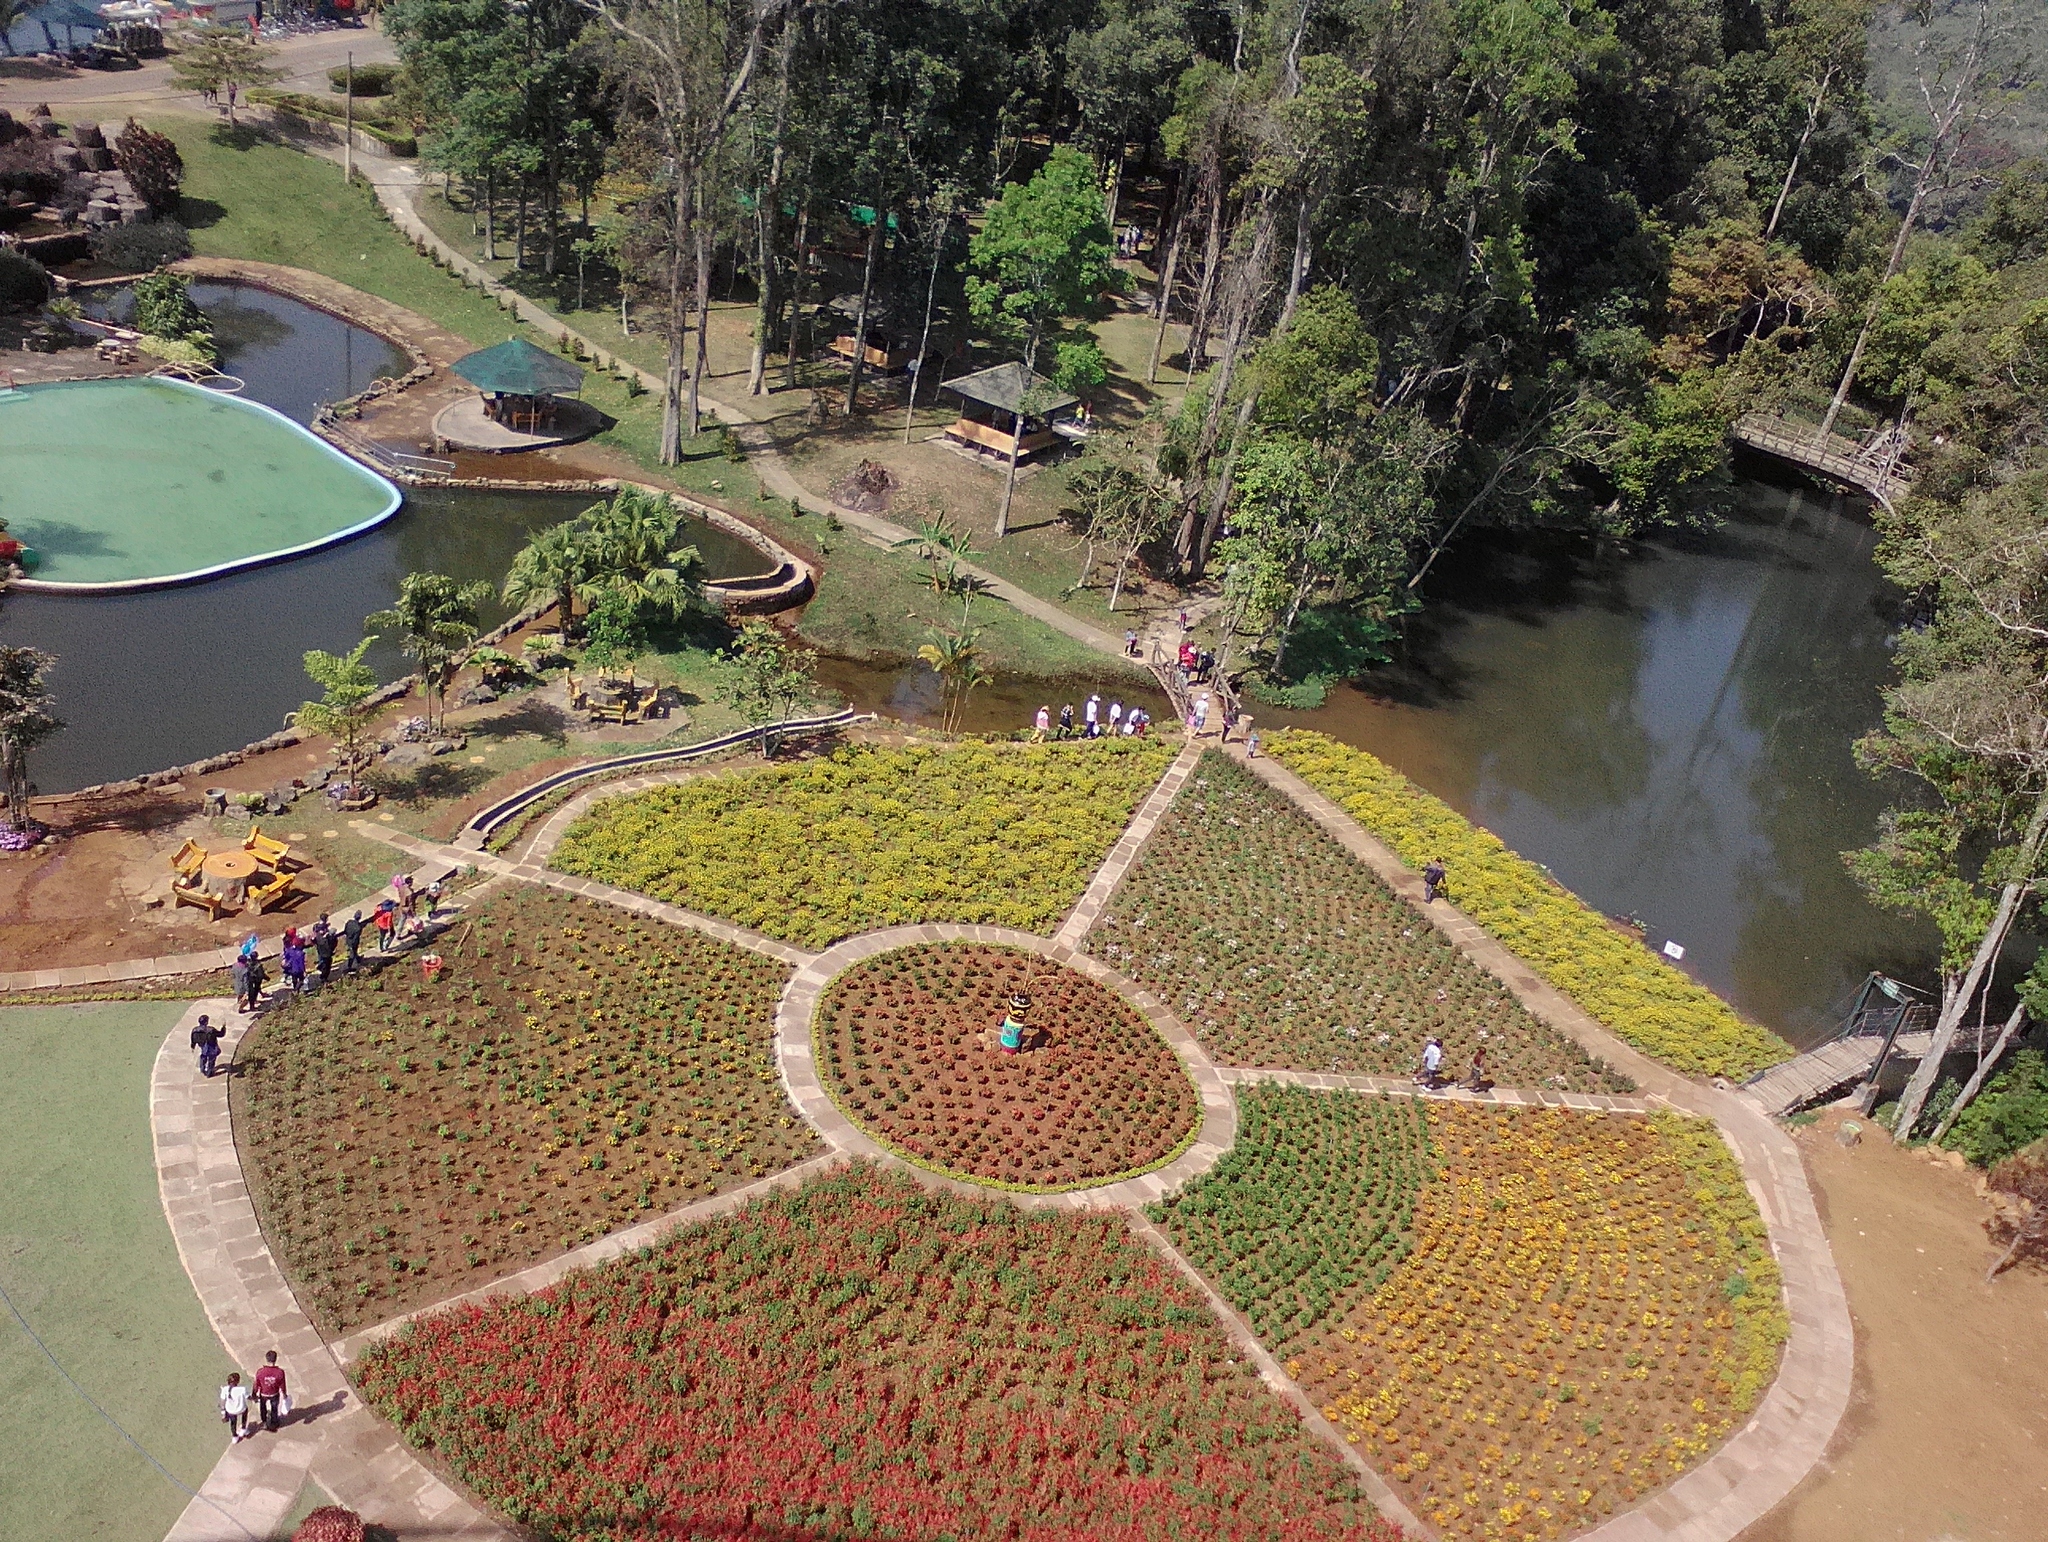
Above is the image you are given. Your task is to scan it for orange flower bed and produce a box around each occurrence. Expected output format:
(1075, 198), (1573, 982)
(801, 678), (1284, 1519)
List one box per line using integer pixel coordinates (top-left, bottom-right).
(1292, 1107), (1786, 1542)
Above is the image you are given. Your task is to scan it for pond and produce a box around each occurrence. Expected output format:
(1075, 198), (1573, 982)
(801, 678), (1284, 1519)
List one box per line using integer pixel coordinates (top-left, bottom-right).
(5, 281), (773, 792)
(1261, 474), (1933, 1049)
(81, 279), (411, 424)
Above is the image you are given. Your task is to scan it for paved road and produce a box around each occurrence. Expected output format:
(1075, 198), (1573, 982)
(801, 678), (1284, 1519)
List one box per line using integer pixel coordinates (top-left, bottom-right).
(0, 27), (397, 117)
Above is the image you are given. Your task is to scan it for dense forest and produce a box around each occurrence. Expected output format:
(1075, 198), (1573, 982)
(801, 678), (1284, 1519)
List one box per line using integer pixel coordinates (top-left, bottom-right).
(380, 0), (2034, 664)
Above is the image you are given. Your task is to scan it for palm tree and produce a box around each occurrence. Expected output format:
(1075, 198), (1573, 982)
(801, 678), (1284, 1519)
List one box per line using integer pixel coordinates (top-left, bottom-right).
(289, 638), (379, 791)
(583, 487), (703, 617)
(504, 520), (598, 638)
(367, 572), (495, 728)
(894, 512), (977, 598)
(916, 628), (991, 736)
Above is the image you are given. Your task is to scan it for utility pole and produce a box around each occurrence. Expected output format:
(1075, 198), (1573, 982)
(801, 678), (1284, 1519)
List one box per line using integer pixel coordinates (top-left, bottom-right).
(343, 51), (354, 186)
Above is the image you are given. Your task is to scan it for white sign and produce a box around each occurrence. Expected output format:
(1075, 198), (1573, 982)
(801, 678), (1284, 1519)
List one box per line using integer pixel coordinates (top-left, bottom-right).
(1662, 940), (1686, 961)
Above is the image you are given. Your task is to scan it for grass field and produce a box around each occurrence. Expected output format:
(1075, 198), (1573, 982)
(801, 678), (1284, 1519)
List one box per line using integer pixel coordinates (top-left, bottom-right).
(0, 1002), (225, 1542)
(159, 121), (1130, 678)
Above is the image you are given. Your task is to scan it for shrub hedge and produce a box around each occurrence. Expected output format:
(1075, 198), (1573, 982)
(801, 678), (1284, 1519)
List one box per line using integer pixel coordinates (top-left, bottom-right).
(1267, 731), (1793, 1079)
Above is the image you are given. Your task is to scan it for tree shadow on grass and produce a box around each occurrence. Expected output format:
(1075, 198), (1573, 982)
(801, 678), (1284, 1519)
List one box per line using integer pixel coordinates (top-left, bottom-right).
(177, 196), (229, 232)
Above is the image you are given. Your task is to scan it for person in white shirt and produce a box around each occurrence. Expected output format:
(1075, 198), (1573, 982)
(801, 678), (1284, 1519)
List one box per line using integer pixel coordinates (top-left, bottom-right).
(1084, 694), (1101, 737)
(220, 1372), (251, 1442)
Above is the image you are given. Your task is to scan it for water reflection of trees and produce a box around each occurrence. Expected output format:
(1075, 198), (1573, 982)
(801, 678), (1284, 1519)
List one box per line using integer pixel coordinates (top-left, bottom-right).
(1363, 530), (1657, 821)
(1717, 486), (1932, 1037)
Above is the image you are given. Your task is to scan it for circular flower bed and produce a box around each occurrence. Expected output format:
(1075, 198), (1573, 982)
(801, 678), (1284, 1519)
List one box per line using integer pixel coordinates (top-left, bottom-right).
(815, 943), (1200, 1189)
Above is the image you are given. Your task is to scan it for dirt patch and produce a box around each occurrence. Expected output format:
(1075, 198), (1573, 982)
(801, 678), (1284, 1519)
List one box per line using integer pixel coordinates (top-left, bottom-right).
(1743, 1108), (2048, 1542)
(815, 941), (1199, 1188)
(827, 457), (897, 513)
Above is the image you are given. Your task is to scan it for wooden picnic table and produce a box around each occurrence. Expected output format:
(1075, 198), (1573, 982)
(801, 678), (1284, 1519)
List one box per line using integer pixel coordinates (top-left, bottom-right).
(201, 849), (259, 904)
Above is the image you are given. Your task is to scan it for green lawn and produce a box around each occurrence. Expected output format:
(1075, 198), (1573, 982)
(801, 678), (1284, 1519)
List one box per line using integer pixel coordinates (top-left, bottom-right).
(160, 121), (1125, 677)
(0, 1002), (226, 1542)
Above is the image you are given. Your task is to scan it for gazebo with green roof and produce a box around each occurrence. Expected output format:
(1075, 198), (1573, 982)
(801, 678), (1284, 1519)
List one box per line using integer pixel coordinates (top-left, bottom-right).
(450, 338), (587, 435)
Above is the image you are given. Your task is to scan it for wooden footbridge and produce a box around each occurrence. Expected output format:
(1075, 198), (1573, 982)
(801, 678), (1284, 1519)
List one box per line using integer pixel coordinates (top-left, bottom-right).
(1740, 975), (1982, 1117)
(1731, 412), (1913, 512)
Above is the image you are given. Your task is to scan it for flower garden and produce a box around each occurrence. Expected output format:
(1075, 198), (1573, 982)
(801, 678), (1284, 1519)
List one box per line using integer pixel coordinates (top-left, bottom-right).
(1151, 1083), (1434, 1348)
(1155, 1092), (1788, 1542)
(1088, 754), (1631, 1090)
(232, 886), (813, 1334)
(355, 1164), (1404, 1542)
(1266, 733), (1794, 1078)
(814, 942), (1200, 1190)
(548, 739), (1177, 948)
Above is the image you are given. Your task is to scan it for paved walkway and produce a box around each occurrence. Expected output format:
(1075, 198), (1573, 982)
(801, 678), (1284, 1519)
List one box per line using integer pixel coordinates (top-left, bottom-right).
(1231, 745), (1854, 1542)
(1052, 741), (1200, 948)
(136, 737), (1847, 1542)
(152, 1001), (512, 1542)
(1218, 1064), (1660, 1113)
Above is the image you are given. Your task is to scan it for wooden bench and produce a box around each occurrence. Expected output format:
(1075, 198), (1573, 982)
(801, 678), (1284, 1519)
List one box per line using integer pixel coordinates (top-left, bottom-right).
(246, 868), (306, 915)
(171, 879), (237, 920)
(171, 838), (207, 882)
(244, 826), (305, 872)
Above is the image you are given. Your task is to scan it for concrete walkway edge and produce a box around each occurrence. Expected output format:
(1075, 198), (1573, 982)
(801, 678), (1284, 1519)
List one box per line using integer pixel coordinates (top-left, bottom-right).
(1234, 746), (1854, 1542)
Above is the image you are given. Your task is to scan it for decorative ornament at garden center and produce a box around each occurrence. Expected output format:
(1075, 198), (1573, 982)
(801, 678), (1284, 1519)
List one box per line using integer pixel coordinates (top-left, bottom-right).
(997, 993), (1031, 1054)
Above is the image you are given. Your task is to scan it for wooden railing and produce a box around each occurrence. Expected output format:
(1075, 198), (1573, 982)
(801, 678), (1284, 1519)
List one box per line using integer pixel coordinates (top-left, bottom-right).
(1731, 413), (1912, 511)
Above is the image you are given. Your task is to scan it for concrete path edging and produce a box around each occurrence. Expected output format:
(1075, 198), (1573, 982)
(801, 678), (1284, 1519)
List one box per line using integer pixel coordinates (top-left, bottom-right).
(774, 921), (1235, 1212)
(1234, 745), (1854, 1542)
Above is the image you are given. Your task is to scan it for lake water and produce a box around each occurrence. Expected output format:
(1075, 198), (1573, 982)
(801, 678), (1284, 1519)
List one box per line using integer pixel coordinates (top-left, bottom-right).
(1259, 476), (1934, 1048)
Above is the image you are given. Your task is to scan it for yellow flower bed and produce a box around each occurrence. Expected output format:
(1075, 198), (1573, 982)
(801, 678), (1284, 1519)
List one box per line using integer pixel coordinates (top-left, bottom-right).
(1295, 1107), (1788, 1542)
(549, 739), (1177, 949)
(1267, 732), (1791, 1078)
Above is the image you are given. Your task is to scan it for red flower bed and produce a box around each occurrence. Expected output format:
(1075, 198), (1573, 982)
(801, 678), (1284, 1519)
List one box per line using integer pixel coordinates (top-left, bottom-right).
(816, 943), (1199, 1188)
(356, 1165), (1401, 1542)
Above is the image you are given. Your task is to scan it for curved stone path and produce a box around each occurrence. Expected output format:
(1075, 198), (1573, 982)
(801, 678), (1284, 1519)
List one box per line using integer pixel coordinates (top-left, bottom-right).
(142, 739), (1848, 1542)
(152, 1000), (512, 1542)
(772, 921), (1236, 1211)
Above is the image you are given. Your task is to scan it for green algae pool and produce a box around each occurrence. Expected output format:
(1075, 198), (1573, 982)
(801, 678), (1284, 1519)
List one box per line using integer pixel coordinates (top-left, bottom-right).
(0, 376), (402, 590)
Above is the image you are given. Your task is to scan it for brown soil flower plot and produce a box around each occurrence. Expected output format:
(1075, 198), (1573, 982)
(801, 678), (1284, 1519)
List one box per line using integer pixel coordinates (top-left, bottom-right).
(816, 943), (1199, 1188)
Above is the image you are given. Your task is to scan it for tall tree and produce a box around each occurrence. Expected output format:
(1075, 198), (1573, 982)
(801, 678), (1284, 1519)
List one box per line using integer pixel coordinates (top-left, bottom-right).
(966, 144), (1122, 537)
(1818, 0), (2033, 438)
(0, 647), (59, 831)
(587, 0), (804, 458)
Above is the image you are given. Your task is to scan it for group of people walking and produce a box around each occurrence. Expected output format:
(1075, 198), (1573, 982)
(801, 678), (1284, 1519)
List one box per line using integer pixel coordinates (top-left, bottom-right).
(1032, 696), (1153, 741)
(217, 872), (448, 1020)
(219, 1350), (290, 1443)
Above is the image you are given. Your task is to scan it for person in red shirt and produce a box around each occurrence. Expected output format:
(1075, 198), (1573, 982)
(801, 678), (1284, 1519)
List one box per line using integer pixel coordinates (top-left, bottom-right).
(252, 1350), (288, 1433)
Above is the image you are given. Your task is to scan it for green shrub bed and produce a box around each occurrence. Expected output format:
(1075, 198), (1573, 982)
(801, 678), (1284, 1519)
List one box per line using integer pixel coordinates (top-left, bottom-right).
(1267, 732), (1792, 1079)
(231, 886), (811, 1334)
(549, 739), (1176, 948)
(1088, 753), (1630, 1091)
(1149, 1083), (1434, 1350)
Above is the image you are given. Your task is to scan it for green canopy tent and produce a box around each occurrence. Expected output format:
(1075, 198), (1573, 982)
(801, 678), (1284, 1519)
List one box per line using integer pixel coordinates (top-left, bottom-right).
(450, 338), (587, 435)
